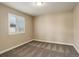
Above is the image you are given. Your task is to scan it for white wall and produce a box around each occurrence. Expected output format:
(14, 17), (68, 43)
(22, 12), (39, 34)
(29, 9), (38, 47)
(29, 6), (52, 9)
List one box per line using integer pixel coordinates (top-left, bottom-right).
(33, 11), (73, 45)
(0, 3), (79, 54)
(0, 4), (33, 53)
(73, 3), (79, 53)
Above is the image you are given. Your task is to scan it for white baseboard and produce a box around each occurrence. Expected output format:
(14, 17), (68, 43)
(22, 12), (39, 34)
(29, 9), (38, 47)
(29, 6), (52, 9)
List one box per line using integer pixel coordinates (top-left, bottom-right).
(33, 39), (79, 54)
(73, 43), (79, 54)
(33, 39), (73, 46)
(1, 39), (79, 55)
(0, 39), (33, 55)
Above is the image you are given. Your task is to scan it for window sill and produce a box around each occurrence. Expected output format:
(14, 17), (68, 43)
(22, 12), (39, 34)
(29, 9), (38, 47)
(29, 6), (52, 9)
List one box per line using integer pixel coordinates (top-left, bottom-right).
(8, 32), (25, 35)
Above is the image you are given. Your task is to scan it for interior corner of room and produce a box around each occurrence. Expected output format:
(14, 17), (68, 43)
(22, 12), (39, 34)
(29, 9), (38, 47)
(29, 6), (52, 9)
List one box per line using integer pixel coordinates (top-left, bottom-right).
(0, 2), (79, 56)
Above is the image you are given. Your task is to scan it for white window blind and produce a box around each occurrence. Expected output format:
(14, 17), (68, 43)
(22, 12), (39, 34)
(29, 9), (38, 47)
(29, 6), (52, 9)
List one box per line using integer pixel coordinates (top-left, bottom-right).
(8, 13), (25, 35)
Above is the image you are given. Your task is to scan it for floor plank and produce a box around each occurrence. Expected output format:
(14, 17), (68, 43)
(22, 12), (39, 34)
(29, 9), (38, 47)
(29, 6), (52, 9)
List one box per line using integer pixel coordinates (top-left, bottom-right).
(0, 41), (79, 57)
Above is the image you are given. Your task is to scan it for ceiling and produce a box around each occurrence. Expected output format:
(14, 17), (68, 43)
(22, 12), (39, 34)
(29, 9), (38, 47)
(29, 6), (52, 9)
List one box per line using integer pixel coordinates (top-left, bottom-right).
(2, 2), (77, 16)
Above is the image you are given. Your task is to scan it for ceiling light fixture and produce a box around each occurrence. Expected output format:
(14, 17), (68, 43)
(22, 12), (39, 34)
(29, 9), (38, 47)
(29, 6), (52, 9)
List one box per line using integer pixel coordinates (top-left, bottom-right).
(33, 2), (44, 6)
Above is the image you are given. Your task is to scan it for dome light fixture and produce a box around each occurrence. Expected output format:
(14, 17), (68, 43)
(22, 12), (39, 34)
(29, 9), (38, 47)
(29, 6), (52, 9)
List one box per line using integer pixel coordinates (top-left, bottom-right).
(33, 2), (44, 6)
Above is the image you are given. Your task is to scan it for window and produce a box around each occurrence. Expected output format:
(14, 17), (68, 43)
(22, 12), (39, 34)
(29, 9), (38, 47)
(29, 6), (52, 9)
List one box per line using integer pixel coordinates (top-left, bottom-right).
(8, 13), (25, 34)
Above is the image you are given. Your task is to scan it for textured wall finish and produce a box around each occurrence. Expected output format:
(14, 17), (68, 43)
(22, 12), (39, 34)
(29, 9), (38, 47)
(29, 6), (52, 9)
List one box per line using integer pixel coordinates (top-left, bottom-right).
(73, 3), (79, 53)
(33, 12), (73, 45)
(0, 4), (33, 52)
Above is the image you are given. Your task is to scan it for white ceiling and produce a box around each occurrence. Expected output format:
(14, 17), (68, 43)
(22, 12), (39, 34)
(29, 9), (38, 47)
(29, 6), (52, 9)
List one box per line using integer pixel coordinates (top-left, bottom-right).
(2, 2), (77, 16)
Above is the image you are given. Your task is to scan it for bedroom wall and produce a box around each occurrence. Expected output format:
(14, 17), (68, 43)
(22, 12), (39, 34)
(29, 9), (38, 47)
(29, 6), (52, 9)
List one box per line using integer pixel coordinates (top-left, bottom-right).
(0, 4), (33, 53)
(0, 3), (77, 54)
(33, 11), (73, 45)
(73, 3), (79, 53)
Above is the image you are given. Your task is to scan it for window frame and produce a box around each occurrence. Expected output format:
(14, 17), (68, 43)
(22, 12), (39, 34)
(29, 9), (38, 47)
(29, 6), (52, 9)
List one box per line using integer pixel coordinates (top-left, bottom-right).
(8, 13), (25, 35)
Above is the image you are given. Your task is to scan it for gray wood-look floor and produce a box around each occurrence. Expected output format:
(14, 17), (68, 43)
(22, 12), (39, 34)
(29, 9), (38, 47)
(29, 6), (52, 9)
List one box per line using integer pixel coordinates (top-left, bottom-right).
(0, 41), (79, 57)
